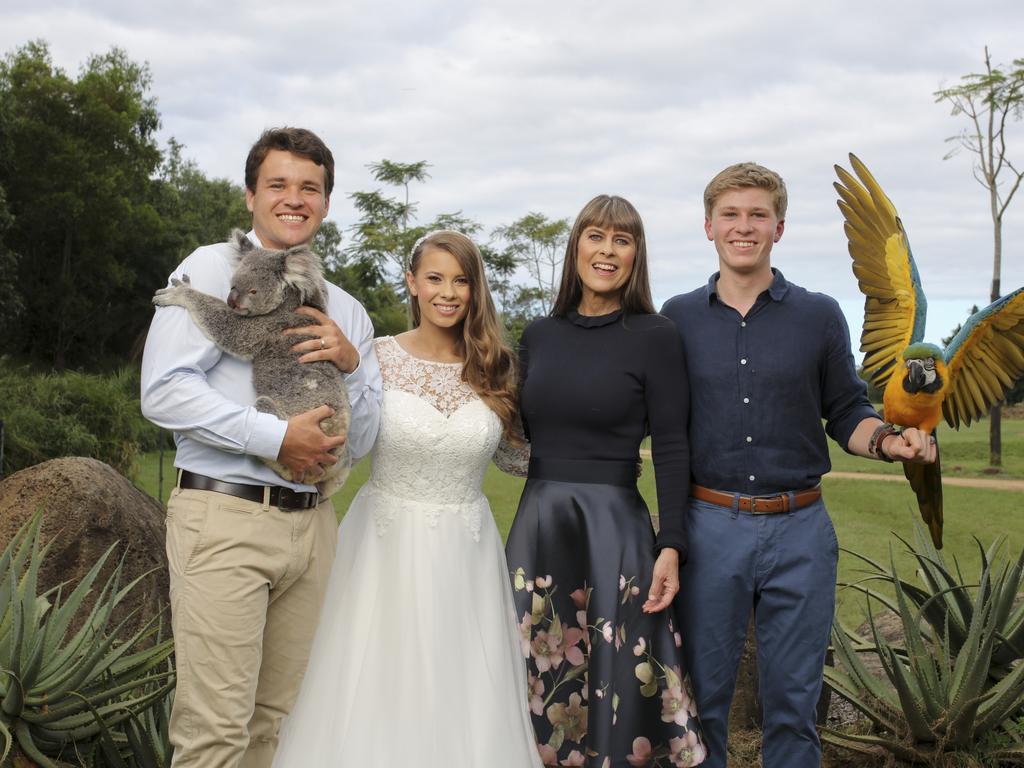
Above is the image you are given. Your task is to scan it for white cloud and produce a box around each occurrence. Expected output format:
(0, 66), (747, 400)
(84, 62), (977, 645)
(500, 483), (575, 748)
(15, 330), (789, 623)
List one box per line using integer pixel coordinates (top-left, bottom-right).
(3, 0), (1024, 352)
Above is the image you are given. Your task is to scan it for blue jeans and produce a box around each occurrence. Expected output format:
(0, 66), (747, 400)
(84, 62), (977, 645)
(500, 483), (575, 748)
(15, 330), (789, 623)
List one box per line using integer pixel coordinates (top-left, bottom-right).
(679, 496), (837, 768)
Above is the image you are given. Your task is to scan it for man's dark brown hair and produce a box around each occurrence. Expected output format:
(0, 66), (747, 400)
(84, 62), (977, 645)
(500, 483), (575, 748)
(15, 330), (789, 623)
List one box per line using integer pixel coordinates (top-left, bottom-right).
(244, 127), (335, 195)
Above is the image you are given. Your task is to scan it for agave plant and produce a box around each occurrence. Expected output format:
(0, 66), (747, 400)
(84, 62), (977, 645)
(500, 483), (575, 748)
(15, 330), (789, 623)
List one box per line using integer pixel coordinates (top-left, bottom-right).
(822, 522), (1024, 764)
(841, 520), (1024, 679)
(86, 651), (174, 767)
(0, 512), (174, 767)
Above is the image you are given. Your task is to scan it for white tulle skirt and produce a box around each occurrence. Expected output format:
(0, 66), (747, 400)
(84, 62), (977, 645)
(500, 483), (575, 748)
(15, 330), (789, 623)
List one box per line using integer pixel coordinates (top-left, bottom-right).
(272, 483), (543, 767)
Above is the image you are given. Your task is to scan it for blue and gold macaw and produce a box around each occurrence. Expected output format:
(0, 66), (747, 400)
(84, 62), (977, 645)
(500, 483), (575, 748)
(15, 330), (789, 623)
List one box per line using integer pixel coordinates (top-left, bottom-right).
(834, 153), (1024, 548)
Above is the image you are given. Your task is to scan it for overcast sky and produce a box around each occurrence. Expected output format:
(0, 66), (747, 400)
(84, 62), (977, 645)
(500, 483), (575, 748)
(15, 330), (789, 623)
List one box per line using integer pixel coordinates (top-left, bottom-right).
(5, 0), (1024, 350)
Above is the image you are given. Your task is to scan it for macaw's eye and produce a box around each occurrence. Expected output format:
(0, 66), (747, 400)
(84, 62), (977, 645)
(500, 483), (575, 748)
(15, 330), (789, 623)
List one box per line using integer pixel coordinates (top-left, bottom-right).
(923, 359), (935, 370)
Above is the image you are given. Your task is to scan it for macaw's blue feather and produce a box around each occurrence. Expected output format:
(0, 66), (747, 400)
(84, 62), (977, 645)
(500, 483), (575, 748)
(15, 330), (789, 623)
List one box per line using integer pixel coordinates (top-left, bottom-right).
(943, 288), (1024, 364)
(906, 239), (927, 345)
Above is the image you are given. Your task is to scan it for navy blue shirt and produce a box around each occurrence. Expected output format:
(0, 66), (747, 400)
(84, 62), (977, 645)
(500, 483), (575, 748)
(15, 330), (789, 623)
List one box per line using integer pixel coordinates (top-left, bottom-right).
(660, 269), (878, 496)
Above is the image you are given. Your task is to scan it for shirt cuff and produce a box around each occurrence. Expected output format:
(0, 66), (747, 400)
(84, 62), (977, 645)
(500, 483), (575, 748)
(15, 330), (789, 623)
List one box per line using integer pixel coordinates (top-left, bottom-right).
(341, 352), (362, 379)
(246, 411), (290, 461)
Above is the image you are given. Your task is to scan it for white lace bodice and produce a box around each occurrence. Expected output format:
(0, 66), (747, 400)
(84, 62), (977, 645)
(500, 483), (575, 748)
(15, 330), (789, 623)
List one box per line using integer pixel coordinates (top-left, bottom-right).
(365, 337), (527, 539)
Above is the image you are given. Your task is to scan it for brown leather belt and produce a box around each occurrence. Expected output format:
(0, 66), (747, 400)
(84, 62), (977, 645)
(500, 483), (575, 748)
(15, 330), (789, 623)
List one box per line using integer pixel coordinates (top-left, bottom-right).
(691, 484), (821, 515)
(179, 470), (319, 511)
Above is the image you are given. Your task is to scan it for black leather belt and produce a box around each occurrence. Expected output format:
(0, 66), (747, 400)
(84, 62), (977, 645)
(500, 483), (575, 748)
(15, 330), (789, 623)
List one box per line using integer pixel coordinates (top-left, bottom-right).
(178, 470), (319, 511)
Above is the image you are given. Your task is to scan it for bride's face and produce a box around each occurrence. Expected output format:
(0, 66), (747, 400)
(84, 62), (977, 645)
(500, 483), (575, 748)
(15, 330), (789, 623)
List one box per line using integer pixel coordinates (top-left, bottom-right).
(406, 246), (472, 330)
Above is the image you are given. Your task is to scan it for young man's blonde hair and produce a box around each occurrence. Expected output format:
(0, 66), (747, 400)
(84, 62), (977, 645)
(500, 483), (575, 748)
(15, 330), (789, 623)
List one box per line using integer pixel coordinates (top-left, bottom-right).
(703, 162), (788, 219)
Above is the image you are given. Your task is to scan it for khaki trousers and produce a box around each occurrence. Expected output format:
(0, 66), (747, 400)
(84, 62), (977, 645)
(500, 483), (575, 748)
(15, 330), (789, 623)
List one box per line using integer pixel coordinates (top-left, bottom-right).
(166, 486), (337, 768)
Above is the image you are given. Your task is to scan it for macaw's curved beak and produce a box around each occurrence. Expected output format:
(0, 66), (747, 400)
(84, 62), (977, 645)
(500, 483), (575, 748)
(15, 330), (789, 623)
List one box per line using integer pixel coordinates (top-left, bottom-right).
(906, 361), (927, 392)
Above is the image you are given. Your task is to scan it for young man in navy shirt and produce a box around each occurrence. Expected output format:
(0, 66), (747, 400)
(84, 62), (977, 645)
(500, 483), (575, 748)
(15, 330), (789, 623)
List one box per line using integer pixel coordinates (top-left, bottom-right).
(660, 162), (935, 768)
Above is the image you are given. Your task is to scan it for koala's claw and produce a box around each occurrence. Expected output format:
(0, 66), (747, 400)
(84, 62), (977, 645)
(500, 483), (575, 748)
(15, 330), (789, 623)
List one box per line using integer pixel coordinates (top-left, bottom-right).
(153, 274), (192, 306)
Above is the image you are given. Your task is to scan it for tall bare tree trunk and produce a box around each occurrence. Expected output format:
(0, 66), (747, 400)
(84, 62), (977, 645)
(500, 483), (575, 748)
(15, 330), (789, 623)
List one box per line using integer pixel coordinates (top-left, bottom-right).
(989, 191), (1003, 467)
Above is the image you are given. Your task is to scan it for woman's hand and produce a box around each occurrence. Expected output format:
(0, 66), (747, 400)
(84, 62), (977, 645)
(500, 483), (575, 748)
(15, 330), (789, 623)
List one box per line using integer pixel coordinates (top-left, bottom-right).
(642, 548), (680, 614)
(283, 306), (359, 373)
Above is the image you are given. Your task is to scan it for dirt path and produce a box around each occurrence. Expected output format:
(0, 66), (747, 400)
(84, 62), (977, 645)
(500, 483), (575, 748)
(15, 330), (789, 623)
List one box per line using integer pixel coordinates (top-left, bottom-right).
(828, 470), (1024, 491)
(637, 450), (1024, 491)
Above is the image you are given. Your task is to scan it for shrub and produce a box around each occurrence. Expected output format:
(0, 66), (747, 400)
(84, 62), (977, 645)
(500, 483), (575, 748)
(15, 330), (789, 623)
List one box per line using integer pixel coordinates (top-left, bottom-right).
(0, 362), (161, 478)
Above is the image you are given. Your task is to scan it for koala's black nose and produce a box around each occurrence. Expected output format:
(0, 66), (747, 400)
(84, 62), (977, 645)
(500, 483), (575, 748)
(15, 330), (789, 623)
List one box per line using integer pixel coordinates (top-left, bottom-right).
(227, 290), (240, 309)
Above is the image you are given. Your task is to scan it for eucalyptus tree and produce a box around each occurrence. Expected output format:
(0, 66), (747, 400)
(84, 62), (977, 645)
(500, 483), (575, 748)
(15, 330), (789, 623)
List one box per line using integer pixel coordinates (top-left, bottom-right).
(935, 47), (1024, 465)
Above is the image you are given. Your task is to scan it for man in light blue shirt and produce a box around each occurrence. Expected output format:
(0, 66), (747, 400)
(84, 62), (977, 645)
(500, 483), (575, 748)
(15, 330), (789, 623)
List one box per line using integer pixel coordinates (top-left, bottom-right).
(141, 127), (381, 768)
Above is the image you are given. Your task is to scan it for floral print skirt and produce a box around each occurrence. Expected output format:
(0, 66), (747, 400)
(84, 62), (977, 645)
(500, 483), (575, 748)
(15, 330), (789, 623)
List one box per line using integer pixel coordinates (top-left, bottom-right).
(506, 475), (706, 767)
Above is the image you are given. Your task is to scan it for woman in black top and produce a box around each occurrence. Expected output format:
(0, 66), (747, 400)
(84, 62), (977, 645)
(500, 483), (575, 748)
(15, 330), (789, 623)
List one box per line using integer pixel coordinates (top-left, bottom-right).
(506, 196), (706, 767)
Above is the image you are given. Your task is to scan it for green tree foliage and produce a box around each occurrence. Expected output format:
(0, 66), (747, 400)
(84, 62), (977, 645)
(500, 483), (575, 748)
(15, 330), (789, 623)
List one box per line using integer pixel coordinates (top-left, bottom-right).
(316, 220), (407, 336)
(345, 160), (481, 285)
(157, 137), (250, 262)
(935, 47), (1024, 465)
(491, 213), (570, 316)
(0, 41), (171, 369)
(0, 186), (23, 338)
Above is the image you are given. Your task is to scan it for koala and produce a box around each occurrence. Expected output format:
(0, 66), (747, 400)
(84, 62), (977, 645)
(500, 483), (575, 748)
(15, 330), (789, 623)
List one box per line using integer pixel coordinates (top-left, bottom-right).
(153, 229), (351, 497)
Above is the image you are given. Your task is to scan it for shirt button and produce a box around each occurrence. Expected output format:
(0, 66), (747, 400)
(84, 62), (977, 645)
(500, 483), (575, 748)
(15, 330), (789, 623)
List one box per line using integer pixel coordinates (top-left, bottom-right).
(740, 321), (747, 327)
(740, 358), (747, 365)
(743, 397), (750, 404)
(746, 436), (753, 443)
(749, 475), (756, 482)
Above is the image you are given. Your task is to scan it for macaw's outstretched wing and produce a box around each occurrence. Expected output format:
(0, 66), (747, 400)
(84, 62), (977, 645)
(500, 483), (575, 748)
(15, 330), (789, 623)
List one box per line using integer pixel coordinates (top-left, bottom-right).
(942, 286), (1024, 429)
(834, 154), (927, 390)
(901, 431), (943, 549)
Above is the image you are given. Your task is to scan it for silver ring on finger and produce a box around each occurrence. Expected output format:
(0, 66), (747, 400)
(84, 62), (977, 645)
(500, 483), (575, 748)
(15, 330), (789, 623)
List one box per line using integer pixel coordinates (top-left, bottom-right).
(320, 337), (326, 350)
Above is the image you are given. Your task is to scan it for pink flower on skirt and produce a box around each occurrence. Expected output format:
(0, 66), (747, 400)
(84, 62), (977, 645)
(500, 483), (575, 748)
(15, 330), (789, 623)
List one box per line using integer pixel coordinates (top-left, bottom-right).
(626, 736), (653, 766)
(669, 731), (707, 766)
(661, 685), (692, 727)
(532, 629), (564, 673)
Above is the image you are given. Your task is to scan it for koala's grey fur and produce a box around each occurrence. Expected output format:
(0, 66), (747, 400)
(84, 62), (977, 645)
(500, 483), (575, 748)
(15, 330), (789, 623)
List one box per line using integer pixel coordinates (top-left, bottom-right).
(152, 230), (351, 496)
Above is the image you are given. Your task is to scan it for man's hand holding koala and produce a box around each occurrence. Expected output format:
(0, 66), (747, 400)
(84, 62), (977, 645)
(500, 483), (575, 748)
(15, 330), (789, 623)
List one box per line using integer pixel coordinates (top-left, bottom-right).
(279, 404), (348, 484)
(284, 306), (360, 373)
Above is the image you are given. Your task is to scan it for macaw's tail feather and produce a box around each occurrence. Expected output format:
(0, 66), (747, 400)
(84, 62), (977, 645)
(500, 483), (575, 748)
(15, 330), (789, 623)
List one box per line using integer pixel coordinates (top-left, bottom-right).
(902, 432), (943, 549)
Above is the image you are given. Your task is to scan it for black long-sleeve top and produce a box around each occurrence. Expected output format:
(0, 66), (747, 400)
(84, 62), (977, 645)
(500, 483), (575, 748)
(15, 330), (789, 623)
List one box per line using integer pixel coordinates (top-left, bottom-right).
(518, 309), (691, 558)
(660, 269), (879, 495)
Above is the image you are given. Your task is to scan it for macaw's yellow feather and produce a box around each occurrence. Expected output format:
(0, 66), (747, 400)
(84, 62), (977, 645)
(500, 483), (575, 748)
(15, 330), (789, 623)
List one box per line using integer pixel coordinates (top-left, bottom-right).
(850, 154), (901, 219)
(942, 289), (1024, 428)
(990, 334), (1024, 367)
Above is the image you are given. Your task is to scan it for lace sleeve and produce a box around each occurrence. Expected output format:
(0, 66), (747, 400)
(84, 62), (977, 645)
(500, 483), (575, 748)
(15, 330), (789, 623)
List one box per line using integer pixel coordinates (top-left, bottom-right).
(493, 416), (530, 477)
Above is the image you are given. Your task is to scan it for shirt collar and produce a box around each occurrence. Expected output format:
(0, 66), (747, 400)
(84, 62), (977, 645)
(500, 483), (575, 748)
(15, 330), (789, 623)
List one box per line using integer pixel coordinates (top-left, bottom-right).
(566, 308), (623, 328)
(705, 268), (790, 303)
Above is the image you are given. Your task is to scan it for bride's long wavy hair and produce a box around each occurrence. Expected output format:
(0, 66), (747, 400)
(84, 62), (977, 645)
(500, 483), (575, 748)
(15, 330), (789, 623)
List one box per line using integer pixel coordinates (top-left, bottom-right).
(408, 231), (519, 441)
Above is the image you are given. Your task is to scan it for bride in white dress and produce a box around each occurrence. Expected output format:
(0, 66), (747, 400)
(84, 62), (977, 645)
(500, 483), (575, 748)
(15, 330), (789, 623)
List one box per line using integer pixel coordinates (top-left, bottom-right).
(273, 231), (542, 767)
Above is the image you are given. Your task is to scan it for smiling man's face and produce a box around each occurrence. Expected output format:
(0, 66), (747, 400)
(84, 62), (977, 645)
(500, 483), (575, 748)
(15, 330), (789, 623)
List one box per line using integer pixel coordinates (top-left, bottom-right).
(245, 149), (329, 250)
(704, 187), (784, 278)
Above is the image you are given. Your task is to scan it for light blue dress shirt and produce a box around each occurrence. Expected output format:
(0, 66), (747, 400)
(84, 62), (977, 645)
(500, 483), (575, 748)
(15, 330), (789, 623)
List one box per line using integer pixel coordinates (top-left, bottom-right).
(140, 231), (382, 490)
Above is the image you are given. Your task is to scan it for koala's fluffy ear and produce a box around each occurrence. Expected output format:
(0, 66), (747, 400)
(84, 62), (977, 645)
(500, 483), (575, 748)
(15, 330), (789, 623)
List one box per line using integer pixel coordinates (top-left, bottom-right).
(231, 229), (255, 255)
(282, 247), (328, 310)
